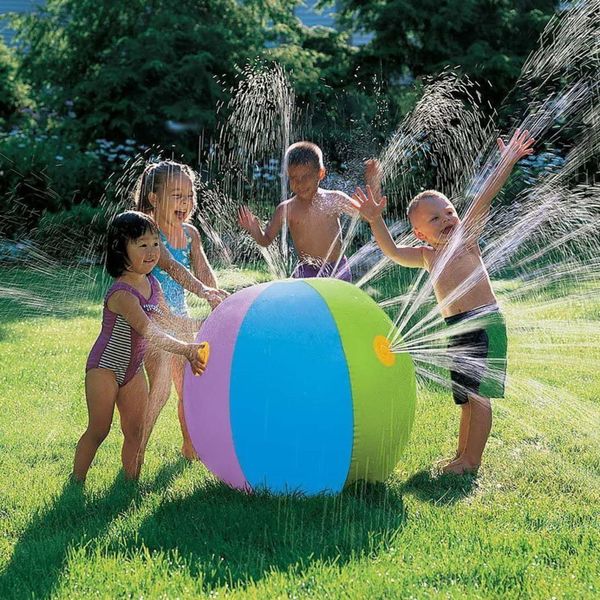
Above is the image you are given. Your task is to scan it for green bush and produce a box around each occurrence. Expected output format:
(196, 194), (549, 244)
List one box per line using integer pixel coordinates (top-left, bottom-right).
(0, 128), (106, 236)
(0, 119), (150, 238)
(0, 36), (30, 128)
(33, 201), (109, 262)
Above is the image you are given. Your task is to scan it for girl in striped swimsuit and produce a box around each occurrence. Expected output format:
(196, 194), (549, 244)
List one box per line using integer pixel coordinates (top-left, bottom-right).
(134, 160), (226, 460)
(73, 211), (206, 482)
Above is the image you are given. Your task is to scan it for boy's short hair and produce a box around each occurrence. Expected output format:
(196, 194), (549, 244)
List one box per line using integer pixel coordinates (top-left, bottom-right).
(407, 190), (449, 224)
(285, 141), (324, 171)
(105, 211), (159, 278)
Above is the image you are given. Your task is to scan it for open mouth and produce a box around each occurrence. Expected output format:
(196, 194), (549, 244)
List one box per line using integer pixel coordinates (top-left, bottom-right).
(441, 225), (455, 235)
(174, 210), (187, 220)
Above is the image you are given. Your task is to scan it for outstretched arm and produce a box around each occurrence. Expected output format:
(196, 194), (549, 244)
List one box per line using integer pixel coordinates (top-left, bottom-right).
(353, 186), (426, 269)
(157, 241), (227, 308)
(238, 204), (285, 247)
(463, 128), (535, 239)
(108, 291), (205, 375)
(154, 285), (202, 333)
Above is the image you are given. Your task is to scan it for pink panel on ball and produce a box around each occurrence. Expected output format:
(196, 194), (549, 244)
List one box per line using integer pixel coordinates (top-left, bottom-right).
(183, 283), (271, 490)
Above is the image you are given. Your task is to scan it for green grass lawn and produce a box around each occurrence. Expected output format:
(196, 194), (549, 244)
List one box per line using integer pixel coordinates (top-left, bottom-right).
(0, 266), (599, 599)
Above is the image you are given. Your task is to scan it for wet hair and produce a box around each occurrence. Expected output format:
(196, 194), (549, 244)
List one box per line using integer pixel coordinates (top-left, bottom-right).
(105, 211), (159, 278)
(284, 141), (324, 171)
(407, 190), (450, 224)
(133, 160), (198, 216)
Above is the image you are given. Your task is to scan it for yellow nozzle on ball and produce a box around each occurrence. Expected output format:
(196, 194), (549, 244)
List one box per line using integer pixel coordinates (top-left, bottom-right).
(198, 341), (211, 365)
(373, 335), (396, 367)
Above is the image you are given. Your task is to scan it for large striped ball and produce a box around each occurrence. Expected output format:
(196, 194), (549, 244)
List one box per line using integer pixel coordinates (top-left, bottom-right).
(183, 278), (416, 495)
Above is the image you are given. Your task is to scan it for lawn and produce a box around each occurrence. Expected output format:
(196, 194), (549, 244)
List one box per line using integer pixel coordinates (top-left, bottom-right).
(0, 266), (598, 599)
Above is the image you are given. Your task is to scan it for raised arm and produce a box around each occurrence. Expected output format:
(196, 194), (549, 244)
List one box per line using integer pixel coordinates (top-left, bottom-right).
(107, 290), (205, 375)
(353, 186), (426, 269)
(238, 204), (285, 247)
(463, 128), (535, 239)
(364, 159), (383, 200)
(157, 241), (227, 308)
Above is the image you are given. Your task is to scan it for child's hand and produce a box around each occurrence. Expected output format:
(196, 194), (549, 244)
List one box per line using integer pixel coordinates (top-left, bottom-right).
(352, 186), (387, 223)
(202, 286), (229, 309)
(364, 159), (382, 188)
(186, 343), (206, 376)
(238, 206), (259, 235)
(497, 128), (535, 165)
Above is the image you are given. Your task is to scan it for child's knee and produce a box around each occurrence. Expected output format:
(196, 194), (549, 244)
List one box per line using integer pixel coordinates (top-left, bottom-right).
(85, 425), (111, 446)
(469, 394), (491, 410)
(121, 420), (144, 444)
(149, 383), (171, 407)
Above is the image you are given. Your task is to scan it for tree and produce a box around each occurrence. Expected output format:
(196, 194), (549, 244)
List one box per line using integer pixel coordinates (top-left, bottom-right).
(12, 0), (283, 156)
(329, 0), (556, 106)
(0, 36), (29, 127)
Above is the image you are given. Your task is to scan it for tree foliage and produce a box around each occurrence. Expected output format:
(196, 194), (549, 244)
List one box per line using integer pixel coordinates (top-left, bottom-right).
(330, 0), (556, 106)
(12, 0), (287, 155)
(0, 35), (29, 127)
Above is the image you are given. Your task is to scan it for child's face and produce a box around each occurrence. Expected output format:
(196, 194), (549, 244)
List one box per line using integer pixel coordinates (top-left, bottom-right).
(150, 174), (195, 227)
(287, 163), (325, 202)
(411, 196), (460, 246)
(125, 230), (160, 275)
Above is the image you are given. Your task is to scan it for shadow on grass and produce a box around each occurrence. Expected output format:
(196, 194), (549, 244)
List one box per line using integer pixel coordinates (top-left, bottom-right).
(400, 469), (478, 505)
(0, 461), (187, 600)
(118, 478), (407, 591)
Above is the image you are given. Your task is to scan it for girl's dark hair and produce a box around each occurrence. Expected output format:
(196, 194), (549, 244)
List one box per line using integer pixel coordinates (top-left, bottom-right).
(105, 211), (159, 278)
(132, 160), (198, 215)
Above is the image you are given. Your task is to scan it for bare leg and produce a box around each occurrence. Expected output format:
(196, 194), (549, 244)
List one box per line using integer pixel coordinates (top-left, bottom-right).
(436, 402), (471, 469)
(457, 402), (471, 457)
(462, 394), (492, 467)
(443, 394), (491, 474)
(73, 369), (118, 481)
(172, 354), (198, 460)
(139, 348), (173, 456)
(116, 370), (149, 479)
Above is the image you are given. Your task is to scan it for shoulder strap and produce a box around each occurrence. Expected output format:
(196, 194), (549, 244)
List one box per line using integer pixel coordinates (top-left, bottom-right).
(182, 224), (195, 247)
(105, 281), (147, 305)
(147, 274), (164, 304)
(158, 229), (169, 246)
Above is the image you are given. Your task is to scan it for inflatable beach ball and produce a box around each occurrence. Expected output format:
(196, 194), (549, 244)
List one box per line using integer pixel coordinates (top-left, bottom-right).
(183, 278), (416, 495)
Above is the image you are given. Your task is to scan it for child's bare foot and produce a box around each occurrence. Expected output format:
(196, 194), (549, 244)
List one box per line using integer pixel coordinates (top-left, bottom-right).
(435, 453), (460, 469)
(181, 443), (199, 461)
(441, 458), (479, 475)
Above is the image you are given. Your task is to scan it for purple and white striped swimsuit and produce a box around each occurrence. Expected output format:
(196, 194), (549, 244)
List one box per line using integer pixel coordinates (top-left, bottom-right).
(86, 275), (162, 387)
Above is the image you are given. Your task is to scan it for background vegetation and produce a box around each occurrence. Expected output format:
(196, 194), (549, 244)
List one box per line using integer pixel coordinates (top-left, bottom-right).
(0, 0), (560, 243)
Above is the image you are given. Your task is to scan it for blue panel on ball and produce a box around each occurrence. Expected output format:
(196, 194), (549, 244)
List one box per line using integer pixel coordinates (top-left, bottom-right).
(230, 280), (353, 495)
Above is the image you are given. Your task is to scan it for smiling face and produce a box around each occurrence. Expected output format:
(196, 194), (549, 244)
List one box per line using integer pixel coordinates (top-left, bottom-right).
(409, 194), (461, 246)
(125, 230), (160, 274)
(287, 163), (325, 202)
(149, 173), (196, 229)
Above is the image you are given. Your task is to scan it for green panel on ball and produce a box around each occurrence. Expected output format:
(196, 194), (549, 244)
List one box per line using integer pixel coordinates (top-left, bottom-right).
(306, 279), (417, 484)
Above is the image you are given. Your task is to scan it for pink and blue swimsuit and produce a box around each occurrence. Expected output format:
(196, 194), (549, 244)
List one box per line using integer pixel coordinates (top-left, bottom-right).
(86, 275), (162, 387)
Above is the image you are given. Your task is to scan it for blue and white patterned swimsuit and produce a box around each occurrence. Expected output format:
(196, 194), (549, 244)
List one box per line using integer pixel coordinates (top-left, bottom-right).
(152, 228), (193, 317)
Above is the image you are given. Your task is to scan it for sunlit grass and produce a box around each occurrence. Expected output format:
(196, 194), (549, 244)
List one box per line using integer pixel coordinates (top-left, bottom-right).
(0, 266), (598, 599)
